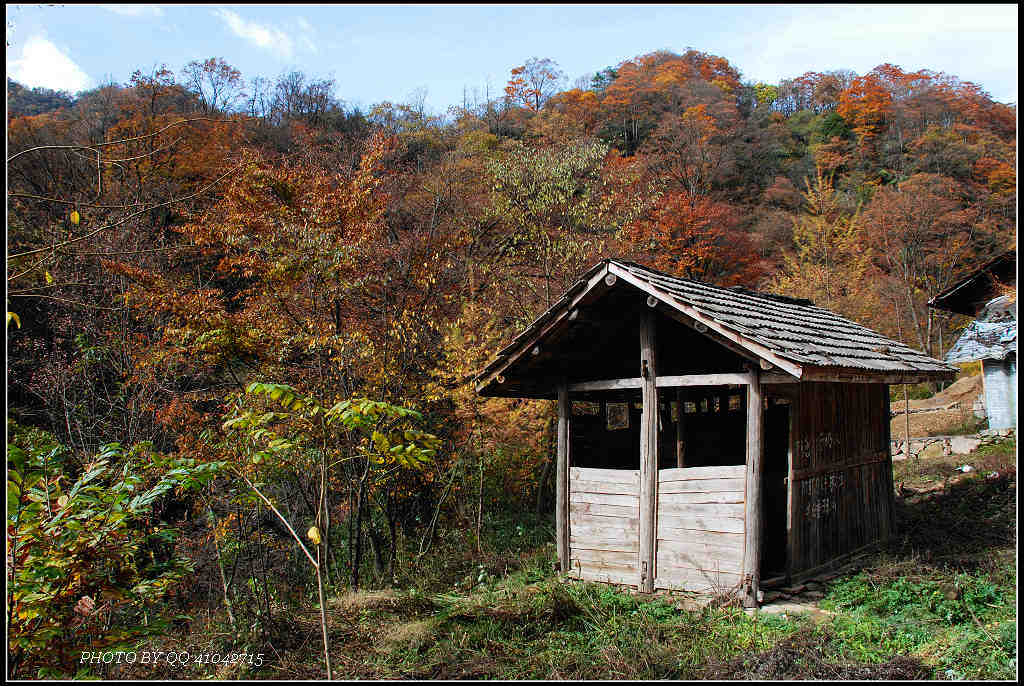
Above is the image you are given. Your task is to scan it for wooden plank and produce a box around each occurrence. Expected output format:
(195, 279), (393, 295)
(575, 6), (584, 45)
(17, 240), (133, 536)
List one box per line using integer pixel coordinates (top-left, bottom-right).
(571, 549), (638, 566)
(655, 373), (750, 387)
(654, 567), (743, 593)
(658, 559), (743, 578)
(656, 561), (744, 580)
(568, 377), (642, 392)
(658, 501), (745, 518)
(571, 517), (638, 534)
(656, 529), (744, 547)
(787, 382), (897, 579)
(658, 537), (744, 560)
(571, 530), (638, 547)
(571, 467), (640, 484)
(791, 455), (889, 482)
(571, 531), (638, 548)
(742, 368), (763, 607)
(658, 514), (745, 534)
(762, 372), (798, 384)
(557, 383), (569, 572)
(570, 492), (640, 507)
(657, 540), (744, 570)
(571, 558), (637, 575)
(798, 367), (955, 385)
(570, 537), (638, 552)
(658, 465), (747, 482)
(658, 491), (744, 505)
(658, 478), (746, 494)
(639, 309), (658, 593)
(569, 480), (641, 496)
(574, 567), (639, 586)
(570, 502), (638, 519)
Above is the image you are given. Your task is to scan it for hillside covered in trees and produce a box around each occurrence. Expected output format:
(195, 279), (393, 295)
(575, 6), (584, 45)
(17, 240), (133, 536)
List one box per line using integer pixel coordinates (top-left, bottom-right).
(6, 50), (1017, 678)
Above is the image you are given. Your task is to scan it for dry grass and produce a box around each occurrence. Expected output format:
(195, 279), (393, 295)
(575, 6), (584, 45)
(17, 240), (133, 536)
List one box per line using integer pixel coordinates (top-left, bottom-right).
(377, 618), (437, 653)
(330, 589), (398, 614)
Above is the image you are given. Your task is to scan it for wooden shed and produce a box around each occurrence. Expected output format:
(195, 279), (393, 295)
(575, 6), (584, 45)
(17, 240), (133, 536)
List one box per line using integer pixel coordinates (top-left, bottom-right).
(475, 260), (956, 606)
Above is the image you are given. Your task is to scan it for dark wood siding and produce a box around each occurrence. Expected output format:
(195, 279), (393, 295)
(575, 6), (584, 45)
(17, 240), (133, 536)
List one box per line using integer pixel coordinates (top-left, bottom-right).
(790, 382), (893, 575)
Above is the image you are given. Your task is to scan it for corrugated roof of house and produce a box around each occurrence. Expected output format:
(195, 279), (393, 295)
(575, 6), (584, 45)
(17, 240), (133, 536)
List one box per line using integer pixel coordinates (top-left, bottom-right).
(945, 296), (1017, 364)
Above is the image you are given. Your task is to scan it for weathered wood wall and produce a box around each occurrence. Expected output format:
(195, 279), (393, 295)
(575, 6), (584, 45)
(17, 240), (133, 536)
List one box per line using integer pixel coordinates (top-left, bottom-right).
(790, 382), (893, 575)
(655, 465), (745, 592)
(568, 467), (640, 585)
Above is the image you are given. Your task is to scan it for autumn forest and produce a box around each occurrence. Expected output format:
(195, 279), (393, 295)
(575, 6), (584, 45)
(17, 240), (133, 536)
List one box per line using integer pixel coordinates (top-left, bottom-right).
(6, 49), (1017, 678)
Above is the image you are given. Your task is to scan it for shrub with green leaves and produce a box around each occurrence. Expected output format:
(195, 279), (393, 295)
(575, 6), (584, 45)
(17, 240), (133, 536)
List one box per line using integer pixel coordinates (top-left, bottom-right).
(7, 426), (223, 678)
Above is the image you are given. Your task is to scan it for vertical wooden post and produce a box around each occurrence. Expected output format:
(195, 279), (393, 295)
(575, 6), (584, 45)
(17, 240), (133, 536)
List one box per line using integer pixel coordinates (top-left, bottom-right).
(785, 392), (796, 583)
(742, 368), (763, 607)
(556, 382), (570, 573)
(903, 383), (912, 461)
(882, 384), (896, 539)
(639, 310), (658, 593)
(675, 389), (686, 468)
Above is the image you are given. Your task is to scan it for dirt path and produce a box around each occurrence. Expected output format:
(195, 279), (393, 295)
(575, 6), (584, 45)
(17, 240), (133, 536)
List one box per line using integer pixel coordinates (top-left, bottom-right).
(889, 375), (982, 437)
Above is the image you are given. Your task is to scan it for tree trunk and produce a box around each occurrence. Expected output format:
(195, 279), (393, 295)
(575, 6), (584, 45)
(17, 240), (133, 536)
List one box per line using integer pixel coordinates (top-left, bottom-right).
(351, 458), (370, 590)
(535, 416), (556, 515)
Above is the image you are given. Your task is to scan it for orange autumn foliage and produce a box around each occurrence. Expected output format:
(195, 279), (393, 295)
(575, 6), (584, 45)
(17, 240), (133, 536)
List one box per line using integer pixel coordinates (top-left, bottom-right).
(624, 191), (762, 286)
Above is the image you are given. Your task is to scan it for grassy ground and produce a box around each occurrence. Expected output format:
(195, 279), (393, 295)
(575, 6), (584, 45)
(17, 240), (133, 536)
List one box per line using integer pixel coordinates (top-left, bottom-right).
(108, 437), (1015, 680)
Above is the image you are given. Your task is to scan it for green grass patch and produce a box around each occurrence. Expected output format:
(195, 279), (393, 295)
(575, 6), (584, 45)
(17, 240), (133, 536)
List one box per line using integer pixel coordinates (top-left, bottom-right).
(820, 567), (1015, 679)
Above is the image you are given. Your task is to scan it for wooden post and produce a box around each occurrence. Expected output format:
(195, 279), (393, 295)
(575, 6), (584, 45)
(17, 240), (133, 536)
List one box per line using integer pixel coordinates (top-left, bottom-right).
(639, 310), (658, 593)
(742, 368), (763, 607)
(556, 382), (570, 573)
(675, 389), (686, 468)
(785, 391), (796, 583)
(882, 384), (896, 539)
(903, 383), (912, 461)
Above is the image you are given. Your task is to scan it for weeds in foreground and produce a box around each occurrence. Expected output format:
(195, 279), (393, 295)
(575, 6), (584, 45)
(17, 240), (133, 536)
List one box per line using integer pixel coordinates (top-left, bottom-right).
(104, 453), (1014, 680)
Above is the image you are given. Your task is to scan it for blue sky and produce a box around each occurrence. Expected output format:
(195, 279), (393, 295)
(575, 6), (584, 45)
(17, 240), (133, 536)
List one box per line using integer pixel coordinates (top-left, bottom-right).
(6, 4), (1019, 113)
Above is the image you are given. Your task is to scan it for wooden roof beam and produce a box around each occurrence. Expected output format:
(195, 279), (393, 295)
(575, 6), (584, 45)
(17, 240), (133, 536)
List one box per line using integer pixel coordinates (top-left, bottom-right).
(607, 263), (804, 379)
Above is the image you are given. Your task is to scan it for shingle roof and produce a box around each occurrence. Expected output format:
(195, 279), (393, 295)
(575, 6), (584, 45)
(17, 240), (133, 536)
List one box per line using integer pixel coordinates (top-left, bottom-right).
(475, 259), (956, 392)
(611, 260), (954, 374)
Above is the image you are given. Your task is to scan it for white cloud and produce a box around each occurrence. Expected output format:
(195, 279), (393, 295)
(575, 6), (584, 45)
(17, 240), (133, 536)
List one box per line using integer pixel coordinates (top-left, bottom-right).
(100, 5), (164, 18)
(9, 34), (92, 93)
(295, 16), (318, 54)
(213, 8), (294, 59)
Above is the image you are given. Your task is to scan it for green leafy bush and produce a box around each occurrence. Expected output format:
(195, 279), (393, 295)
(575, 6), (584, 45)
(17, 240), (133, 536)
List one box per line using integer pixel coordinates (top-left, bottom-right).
(7, 424), (223, 677)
